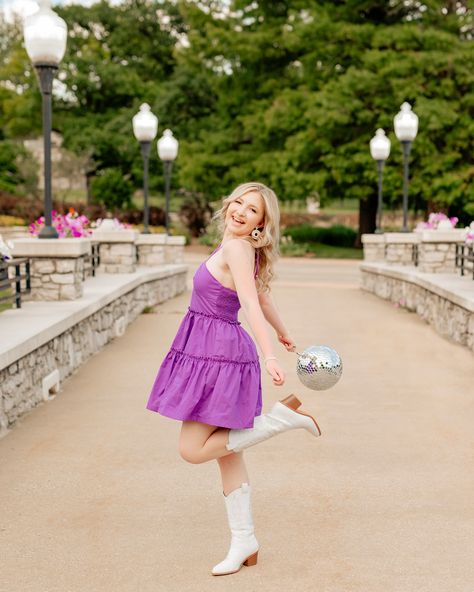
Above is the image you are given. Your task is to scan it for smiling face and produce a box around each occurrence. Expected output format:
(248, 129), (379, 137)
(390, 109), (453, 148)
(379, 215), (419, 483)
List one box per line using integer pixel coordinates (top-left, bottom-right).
(224, 191), (265, 239)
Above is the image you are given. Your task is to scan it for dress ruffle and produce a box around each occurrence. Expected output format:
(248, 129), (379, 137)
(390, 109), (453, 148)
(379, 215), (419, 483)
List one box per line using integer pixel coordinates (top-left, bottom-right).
(146, 345), (262, 429)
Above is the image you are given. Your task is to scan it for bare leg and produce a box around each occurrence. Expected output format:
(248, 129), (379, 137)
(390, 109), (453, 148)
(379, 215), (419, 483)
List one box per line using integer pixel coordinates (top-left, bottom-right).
(179, 420), (232, 464)
(216, 452), (249, 496)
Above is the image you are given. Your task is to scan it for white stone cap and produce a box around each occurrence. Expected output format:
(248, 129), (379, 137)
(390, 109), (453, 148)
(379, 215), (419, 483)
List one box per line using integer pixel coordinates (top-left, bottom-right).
(166, 235), (186, 246)
(12, 237), (92, 257)
(384, 232), (420, 244)
(135, 233), (167, 245)
(361, 234), (385, 244)
(420, 229), (467, 243)
(91, 229), (139, 243)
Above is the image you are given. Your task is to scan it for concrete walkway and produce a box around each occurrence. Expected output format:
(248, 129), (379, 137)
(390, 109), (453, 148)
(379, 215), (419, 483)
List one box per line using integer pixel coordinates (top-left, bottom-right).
(1, 253), (473, 592)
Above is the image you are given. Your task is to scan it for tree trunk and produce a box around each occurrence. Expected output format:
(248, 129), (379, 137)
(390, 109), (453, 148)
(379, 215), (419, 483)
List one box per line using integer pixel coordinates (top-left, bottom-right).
(85, 170), (95, 205)
(355, 194), (377, 248)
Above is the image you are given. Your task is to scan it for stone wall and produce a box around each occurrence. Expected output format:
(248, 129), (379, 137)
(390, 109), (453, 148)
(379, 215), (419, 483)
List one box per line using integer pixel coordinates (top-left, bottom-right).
(28, 257), (85, 300)
(99, 242), (137, 273)
(418, 242), (458, 273)
(360, 263), (474, 352)
(11, 238), (91, 301)
(361, 230), (467, 274)
(0, 269), (186, 437)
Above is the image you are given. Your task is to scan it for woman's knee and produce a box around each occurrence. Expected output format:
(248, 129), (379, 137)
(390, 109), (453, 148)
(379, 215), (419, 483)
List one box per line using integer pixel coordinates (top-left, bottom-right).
(179, 441), (204, 464)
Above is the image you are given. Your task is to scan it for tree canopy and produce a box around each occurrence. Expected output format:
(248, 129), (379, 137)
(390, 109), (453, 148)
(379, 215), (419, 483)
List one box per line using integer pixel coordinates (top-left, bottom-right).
(0, 0), (473, 232)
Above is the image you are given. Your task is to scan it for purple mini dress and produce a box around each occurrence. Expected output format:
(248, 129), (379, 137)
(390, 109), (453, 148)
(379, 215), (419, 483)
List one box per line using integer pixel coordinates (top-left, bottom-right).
(146, 243), (262, 429)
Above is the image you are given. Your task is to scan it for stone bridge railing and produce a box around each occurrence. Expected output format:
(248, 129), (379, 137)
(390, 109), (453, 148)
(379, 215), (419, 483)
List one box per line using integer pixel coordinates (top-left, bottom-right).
(360, 230), (473, 353)
(10, 231), (185, 301)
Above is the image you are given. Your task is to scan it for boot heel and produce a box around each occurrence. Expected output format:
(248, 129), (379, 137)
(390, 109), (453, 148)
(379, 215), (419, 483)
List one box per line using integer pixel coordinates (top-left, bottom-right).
(280, 394), (301, 411)
(243, 551), (258, 567)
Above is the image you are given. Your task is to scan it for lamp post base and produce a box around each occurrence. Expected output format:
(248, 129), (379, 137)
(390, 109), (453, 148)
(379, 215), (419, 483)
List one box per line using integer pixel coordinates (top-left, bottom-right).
(38, 225), (59, 239)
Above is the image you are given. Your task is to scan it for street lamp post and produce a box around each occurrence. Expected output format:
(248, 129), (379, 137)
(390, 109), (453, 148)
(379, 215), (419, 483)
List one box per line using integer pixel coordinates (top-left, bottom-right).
(132, 104), (158, 234)
(394, 102), (419, 232)
(369, 128), (391, 234)
(23, 0), (67, 239)
(157, 130), (179, 235)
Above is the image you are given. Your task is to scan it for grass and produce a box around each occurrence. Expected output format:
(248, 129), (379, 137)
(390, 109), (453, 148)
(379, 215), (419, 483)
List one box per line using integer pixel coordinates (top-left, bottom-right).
(280, 241), (363, 259)
(0, 288), (12, 313)
(132, 193), (187, 211)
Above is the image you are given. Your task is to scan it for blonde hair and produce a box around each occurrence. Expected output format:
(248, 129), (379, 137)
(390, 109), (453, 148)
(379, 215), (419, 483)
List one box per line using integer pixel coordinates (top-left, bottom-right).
(212, 181), (281, 293)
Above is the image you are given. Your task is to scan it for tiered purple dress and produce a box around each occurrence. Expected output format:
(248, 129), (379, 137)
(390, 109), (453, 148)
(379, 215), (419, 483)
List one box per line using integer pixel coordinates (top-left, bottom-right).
(146, 243), (262, 429)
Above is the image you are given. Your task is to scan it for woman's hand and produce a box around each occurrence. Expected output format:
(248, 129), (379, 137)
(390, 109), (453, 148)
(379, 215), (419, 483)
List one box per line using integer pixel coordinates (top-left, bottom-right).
(277, 333), (296, 352)
(264, 359), (285, 386)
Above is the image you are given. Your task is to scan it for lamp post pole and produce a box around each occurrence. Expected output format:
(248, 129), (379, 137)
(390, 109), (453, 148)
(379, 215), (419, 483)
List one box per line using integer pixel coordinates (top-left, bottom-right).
(369, 128), (391, 234)
(163, 160), (173, 235)
(37, 65), (57, 237)
(394, 102), (419, 233)
(157, 129), (179, 236)
(401, 140), (412, 233)
(23, 0), (67, 239)
(140, 141), (151, 234)
(133, 103), (158, 234)
(376, 160), (384, 234)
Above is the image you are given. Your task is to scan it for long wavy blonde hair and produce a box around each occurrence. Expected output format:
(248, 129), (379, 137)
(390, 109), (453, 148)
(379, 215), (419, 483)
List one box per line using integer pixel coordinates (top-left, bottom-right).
(212, 182), (281, 293)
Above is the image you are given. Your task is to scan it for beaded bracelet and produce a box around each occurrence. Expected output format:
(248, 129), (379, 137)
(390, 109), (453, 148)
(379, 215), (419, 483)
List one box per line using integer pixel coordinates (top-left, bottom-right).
(264, 356), (277, 365)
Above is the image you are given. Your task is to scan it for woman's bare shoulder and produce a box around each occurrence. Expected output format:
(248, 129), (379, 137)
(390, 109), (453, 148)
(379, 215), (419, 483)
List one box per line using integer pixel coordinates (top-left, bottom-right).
(222, 238), (255, 256)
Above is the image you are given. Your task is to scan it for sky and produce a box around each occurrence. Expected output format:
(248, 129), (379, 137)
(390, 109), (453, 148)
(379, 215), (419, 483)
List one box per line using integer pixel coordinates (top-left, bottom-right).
(0, 0), (99, 21)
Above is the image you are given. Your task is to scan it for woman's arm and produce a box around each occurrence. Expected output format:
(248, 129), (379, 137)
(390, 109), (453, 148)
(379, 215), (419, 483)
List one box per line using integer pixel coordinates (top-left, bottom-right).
(223, 240), (276, 360)
(258, 292), (288, 336)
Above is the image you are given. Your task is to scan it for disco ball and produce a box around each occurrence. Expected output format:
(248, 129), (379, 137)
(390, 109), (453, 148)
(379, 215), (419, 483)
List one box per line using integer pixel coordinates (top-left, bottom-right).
(296, 345), (343, 391)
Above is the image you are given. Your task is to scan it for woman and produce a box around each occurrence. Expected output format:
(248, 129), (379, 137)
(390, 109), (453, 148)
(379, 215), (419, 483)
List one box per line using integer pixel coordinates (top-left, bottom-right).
(146, 181), (321, 576)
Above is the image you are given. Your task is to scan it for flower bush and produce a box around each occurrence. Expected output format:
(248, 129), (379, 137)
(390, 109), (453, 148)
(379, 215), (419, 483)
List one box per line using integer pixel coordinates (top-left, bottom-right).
(415, 212), (458, 231)
(0, 234), (13, 261)
(464, 222), (474, 245)
(28, 209), (133, 237)
(29, 208), (92, 238)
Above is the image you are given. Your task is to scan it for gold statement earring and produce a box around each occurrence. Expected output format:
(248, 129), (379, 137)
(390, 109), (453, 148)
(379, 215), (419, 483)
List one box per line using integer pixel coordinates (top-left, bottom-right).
(251, 227), (262, 240)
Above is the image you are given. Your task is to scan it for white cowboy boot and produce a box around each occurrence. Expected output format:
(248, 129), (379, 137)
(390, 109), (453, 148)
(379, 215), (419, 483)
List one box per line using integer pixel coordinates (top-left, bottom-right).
(226, 394), (321, 453)
(211, 482), (259, 576)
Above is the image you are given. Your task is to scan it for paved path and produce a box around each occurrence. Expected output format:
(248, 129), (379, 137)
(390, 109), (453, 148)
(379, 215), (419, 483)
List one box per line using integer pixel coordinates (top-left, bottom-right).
(1, 254), (473, 592)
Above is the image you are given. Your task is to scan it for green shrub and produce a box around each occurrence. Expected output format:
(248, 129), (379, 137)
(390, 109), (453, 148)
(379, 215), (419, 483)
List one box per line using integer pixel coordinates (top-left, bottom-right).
(91, 168), (133, 210)
(283, 224), (356, 248)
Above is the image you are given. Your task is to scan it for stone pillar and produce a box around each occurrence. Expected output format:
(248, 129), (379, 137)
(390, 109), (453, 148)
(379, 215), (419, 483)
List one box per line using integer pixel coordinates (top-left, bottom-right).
(361, 234), (385, 262)
(165, 235), (186, 264)
(418, 229), (467, 273)
(384, 232), (420, 266)
(91, 229), (139, 273)
(11, 238), (91, 300)
(136, 234), (166, 266)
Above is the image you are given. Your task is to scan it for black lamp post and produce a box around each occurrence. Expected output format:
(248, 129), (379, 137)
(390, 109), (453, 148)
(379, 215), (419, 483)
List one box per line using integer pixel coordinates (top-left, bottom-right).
(369, 128), (391, 234)
(394, 102), (419, 232)
(132, 104), (158, 234)
(157, 129), (179, 235)
(23, 0), (67, 239)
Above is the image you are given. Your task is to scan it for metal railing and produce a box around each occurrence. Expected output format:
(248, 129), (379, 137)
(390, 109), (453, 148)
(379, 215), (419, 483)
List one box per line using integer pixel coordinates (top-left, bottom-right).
(455, 243), (474, 279)
(83, 242), (100, 280)
(0, 258), (31, 309)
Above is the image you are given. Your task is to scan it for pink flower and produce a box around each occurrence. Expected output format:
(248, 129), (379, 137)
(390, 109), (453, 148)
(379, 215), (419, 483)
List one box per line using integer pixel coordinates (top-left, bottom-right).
(416, 212), (458, 231)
